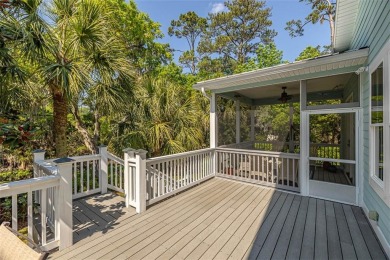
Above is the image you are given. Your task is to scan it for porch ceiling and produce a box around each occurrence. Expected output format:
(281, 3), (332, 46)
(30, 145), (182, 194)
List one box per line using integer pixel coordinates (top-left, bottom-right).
(193, 48), (368, 96)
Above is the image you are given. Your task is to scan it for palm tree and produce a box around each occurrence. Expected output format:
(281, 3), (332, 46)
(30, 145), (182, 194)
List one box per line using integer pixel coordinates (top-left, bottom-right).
(110, 76), (208, 157)
(1, 0), (133, 157)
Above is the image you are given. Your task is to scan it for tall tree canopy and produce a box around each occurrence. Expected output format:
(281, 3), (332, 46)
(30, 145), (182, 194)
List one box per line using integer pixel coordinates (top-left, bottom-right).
(1, 0), (134, 156)
(198, 0), (276, 66)
(235, 43), (284, 73)
(168, 11), (207, 74)
(285, 0), (336, 46)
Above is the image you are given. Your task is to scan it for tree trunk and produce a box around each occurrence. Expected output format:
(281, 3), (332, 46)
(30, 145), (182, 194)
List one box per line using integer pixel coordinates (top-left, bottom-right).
(93, 108), (100, 149)
(52, 86), (68, 157)
(71, 104), (97, 154)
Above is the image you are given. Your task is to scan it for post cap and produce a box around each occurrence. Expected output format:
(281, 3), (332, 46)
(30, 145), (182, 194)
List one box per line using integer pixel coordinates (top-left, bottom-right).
(123, 148), (136, 153)
(33, 149), (45, 153)
(53, 157), (75, 164)
(98, 145), (107, 148)
(136, 149), (148, 154)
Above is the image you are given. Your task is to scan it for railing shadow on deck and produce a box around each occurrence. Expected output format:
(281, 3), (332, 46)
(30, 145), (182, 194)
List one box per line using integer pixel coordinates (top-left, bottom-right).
(72, 192), (134, 243)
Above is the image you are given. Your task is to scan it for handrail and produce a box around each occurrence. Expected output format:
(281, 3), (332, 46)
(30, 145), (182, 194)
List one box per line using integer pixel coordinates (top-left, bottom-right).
(107, 152), (124, 164)
(146, 148), (215, 164)
(216, 147), (300, 159)
(0, 175), (60, 198)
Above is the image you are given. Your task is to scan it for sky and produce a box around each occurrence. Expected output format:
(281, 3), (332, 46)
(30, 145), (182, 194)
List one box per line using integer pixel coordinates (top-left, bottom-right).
(134, 0), (331, 63)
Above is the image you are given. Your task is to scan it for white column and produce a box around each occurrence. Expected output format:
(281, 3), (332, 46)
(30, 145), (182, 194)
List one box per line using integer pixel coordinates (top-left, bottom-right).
(289, 103), (294, 153)
(123, 148), (131, 208)
(300, 80), (309, 196)
(135, 150), (147, 213)
(210, 93), (218, 148)
(99, 146), (108, 194)
(250, 106), (255, 142)
(54, 157), (74, 250)
(236, 100), (240, 144)
(33, 149), (45, 204)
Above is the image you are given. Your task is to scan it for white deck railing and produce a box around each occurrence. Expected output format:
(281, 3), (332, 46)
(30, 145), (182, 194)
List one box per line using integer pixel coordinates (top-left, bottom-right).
(0, 175), (60, 251)
(1, 142), (310, 251)
(216, 147), (300, 192)
(145, 148), (214, 206)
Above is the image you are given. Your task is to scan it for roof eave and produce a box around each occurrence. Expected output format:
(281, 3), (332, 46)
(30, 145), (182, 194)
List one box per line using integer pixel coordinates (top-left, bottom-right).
(193, 48), (368, 92)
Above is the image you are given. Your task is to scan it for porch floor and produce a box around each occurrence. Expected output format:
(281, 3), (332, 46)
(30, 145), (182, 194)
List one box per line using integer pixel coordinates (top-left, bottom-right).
(51, 178), (387, 260)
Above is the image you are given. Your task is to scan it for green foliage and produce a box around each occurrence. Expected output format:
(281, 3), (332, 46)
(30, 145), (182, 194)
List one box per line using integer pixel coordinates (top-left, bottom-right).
(104, 0), (171, 74)
(0, 170), (32, 184)
(235, 43), (285, 73)
(198, 0), (276, 66)
(109, 76), (208, 157)
(285, 0), (335, 45)
(295, 45), (322, 61)
(168, 11), (207, 74)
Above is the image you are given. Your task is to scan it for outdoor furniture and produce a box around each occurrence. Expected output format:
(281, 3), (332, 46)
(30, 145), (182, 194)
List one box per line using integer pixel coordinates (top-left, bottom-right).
(0, 222), (48, 260)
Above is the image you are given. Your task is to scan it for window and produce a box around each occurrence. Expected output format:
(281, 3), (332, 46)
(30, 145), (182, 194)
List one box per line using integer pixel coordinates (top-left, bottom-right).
(371, 63), (384, 181)
(369, 39), (390, 206)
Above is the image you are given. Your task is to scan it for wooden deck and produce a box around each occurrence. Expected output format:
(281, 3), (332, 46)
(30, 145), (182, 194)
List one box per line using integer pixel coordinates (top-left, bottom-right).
(51, 178), (387, 260)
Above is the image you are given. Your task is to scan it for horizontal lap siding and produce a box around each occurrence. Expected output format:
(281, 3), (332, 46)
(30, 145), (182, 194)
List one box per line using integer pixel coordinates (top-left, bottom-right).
(352, 0), (390, 245)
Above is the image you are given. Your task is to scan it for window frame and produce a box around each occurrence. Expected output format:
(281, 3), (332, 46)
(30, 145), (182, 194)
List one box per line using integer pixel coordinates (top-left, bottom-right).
(369, 39), (390, 206)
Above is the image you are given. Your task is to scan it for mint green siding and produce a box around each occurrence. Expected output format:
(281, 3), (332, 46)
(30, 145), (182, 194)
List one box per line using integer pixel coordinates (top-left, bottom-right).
(352, 0), (390, 244)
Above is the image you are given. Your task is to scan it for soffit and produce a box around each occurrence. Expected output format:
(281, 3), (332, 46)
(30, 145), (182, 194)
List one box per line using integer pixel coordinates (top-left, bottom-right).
(333, 0), (361, 52)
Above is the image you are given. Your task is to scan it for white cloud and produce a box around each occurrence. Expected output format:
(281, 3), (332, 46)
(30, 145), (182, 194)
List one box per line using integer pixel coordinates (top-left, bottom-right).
(210, 3), (226, 14)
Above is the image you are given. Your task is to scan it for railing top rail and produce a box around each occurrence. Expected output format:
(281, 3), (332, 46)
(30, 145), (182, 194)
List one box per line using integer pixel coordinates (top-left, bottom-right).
(107, 152), (124, 164)
(146, 148), (215, 164)
(0, 175), (60, 198)
(35, 160), (58, 175)
(68, 154), (101, 161)
(216, 147), (300, 159)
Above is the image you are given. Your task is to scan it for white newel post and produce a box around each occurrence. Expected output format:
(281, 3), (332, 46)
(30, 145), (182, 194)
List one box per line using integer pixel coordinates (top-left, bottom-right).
(135, 150), (147, 213)
(33, 149), (45, 203)
(123, 148), (134, 208)
(236, 100), (240, 144)
(54, 157), (74, 250)
(99, 146), (108, 194)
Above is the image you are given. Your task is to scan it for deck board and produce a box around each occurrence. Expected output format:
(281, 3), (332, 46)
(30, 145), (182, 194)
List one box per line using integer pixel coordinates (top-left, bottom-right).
(50, 178), (388, 260)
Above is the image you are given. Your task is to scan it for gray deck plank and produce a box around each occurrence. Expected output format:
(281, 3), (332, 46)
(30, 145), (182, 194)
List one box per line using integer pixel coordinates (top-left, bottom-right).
(245, 192), (288, 259)
(50, 178), (388, 260)
(256, 194), (296, 260)
(270, 195), (302, 260)
(315, 199), (328, 260)
(194, 186), (268, 260)
(351, 206), (387, 259)
(285, 196), (309, 260)
(226, 191), (282, 260)
(325, 201), (343, 260)
(300, 197), (317, 260)
(54, 178), (223, 259)
(153, 184), (257, 260)
(131, 182), (255, 260)
(216, 189), (275, 258)
(131, 182), (254, 259)
(343, 204), (372, 260)
(72, 180), (237, 259)
(334, 202), (357, 260)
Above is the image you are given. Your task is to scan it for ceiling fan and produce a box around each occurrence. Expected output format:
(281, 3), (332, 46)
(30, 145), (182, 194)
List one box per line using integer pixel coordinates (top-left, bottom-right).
(278, 87), (292, 103)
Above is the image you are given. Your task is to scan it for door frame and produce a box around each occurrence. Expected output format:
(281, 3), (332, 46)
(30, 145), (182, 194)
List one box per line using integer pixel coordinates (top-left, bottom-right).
(300, 107), (362, 205)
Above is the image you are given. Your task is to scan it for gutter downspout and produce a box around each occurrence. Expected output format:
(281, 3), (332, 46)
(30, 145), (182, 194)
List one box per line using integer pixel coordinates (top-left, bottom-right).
(201, 87), (211, 101)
